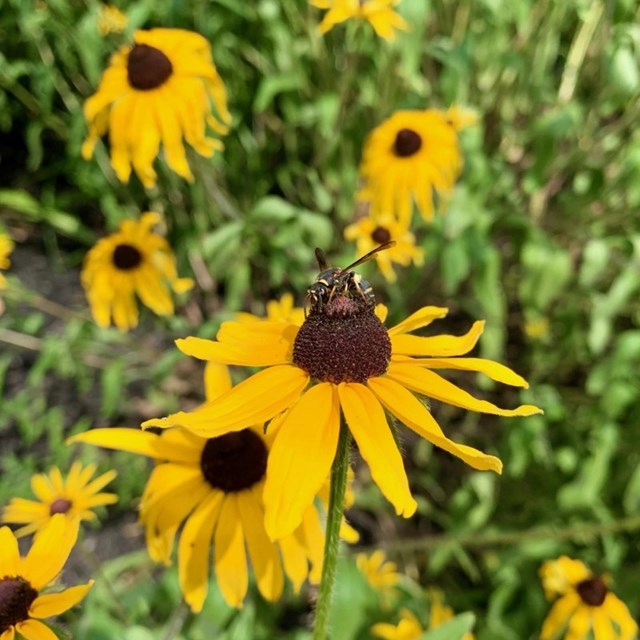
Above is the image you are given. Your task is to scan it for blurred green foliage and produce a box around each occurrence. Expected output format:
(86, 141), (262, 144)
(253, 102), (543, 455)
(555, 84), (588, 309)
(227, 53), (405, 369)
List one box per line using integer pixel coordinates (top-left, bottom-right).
(1, 0), (640, 638)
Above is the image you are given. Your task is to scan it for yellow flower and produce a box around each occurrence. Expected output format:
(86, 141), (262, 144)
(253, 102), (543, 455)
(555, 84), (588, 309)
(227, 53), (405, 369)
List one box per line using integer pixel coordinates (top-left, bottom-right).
(0, 516), (93, 640)
(82, 28), (231, 188)
(344, 214), (424, 282)
(428, 589), (475, 640)
(357, 549), (400, 602)
(70, 364), (327, 611)
(81, 212), (194, 332)
(524, 317), (550, 340)
(359, 108), (474, 224)
(97, 4), (128, 36)
(235, 293), (306, 326)
(2, 462), (117, 538)
(310, 0), (409, 41)
(539, 556), (638, 640)
(0, 232), (14, 289)
(372, 608), (423, 640)
(144, 294), (540, 541)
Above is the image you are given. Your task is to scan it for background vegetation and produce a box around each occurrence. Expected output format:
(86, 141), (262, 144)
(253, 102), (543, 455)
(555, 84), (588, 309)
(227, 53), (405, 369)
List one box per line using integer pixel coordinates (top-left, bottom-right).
(1, 0), (640, 638)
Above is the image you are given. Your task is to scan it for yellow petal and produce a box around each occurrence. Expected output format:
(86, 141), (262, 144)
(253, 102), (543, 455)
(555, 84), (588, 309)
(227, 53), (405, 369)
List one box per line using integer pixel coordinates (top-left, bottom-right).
(338, 383), (417, 518)
(237, 487), (284, 602)
(0, 526), (20, 576)
(0, 627), (15, 640)
(22, 515), (78, 590)
(29, 581), (94, 618)
(368, 376), (502, 473)
(604, 594), (638, 639)
(204, 363), (232, 402)
(264, 384), (340, 540)
(540, 592), (581, 640)
(387, 306), (449, 336)
(178, 491), (223, 613)
(387, 363), (542, 417)
(411, 357), (529, 388)
(14, 619), (58, 640)
(278, 532), (310, 593)
(592, 607), (614, 640)
(391, 321), (485, 357)
(214, 496), (248, 608)
(30, 474), (55, 503)
(297, 504), (325, 584)
(143, 365), (309, 437)
(565, 604), (591, 640)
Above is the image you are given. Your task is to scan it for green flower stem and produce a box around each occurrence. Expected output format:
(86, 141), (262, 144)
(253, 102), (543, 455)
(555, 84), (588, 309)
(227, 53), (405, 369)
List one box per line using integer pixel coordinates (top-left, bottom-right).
(312, 420), (351, 640)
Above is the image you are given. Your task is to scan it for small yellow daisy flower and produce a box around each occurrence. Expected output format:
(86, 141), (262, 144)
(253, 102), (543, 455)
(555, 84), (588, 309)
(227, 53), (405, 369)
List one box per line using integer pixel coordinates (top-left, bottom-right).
(428, 589), (475, 640)
(0, 232), (14, 289)
(2, 461), (117, 538)
(70, 364), (327, 611)
(144, 296), (540, 540)
(235, 292), (306, 326)
(359, 108), (475, 224)
(540, 556), (638, 640)
(97, 4), (128, 36)
(357, 549), (400, 602)
(81, 212), (194, 332)
(0, 516), (93, 640)
(372, 608), (423, 639)
(82, 28), (231, 188)
(344, 214), (424, 282)
(310, 0), (409, 41)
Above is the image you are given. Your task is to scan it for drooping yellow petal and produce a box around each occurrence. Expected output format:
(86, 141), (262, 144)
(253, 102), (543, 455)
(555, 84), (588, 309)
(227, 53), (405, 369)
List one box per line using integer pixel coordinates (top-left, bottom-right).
(143, 365), (309, 437)
(0, 526), (20, 576)
(604, 594), (639, 639)
(368, 376), (502, 473)
(237, 487), (284, 602)
(278, 531), (310, 593)
(21, 516), (78, 590)
(14, 619), (58, 640)
(387, 363), (542, 417)
(387, 306), (449, 336)
(214, 496), (248, 608)
(391, 321), (485, 357)
(29, 581), (94, 618)
(204, 362), (232, 402)
(264, 383), (340, 540)
(591, 607), (615, 640)
(540, 592), (581, 640)
(565, 604), (591, 640)
(178, 491), (224, 613)
(338, 383), (417, 518)
(408, 357), (529, 388)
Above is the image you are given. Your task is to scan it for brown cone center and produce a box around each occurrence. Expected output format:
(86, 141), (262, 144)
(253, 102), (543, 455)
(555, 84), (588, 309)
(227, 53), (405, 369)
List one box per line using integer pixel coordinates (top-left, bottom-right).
(293, 297), (391, 384)
(127, 44), (173, 90)
(393, 128), (422, 157)
(576, 576), (608, 607)
(112, 243), (142, 270)
(200, 429), (268, 493)
(49, 498), (72, 515)
(0, 577), (38, 633)
(371, 226), (392, 244)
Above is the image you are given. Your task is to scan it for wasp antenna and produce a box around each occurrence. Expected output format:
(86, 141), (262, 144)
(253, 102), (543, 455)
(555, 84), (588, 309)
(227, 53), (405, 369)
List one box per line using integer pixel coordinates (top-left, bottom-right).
(315, 247), (329, 271)
(343, 240), (397, 272)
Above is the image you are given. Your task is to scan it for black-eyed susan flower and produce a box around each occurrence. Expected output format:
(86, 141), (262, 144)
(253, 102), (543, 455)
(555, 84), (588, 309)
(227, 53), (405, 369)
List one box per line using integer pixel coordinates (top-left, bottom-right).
(539, 556), (638, 640)
(81, 212), (193, 332)
(359, 107), (476, 224)
(357, 550), (400, 604)
(0, 516), (93, 640)
(372, 608), (423, 639)
(2, 461), (117, 538)
(310, 0), (409, 41)
(427, 589), (475, 639)
(344, 214), (423, 282)
(0, 232), (13, 289)
(82, 28), (231, 188)
(144, 293), (541, 541)
(70, 364), (328, 611)
(97, 4), (128, 36)
(235, 293), (305, 326)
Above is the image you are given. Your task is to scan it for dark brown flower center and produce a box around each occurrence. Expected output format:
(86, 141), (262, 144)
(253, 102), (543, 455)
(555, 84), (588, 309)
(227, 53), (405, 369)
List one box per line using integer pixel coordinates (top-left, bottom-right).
(0, 577), (38, 633)
(371, 226), (392, 244)
(127, 44), (173, 90)
(576, 576), (608, 607)
(49, 498), (72, 515)
(112, 243), (142, 270)
(200, 430), (268, 493)
(293, 297), (391, 384)
(393, 128), (422, 157)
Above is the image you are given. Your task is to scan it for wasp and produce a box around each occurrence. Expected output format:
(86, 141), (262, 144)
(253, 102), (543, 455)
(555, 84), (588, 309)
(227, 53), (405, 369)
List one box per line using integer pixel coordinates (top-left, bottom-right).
(306, 241), (396, 314)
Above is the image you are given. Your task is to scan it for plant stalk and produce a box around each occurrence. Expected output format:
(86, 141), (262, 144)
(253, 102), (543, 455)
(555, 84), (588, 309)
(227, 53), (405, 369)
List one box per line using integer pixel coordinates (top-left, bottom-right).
(312, 421), (351, 640)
